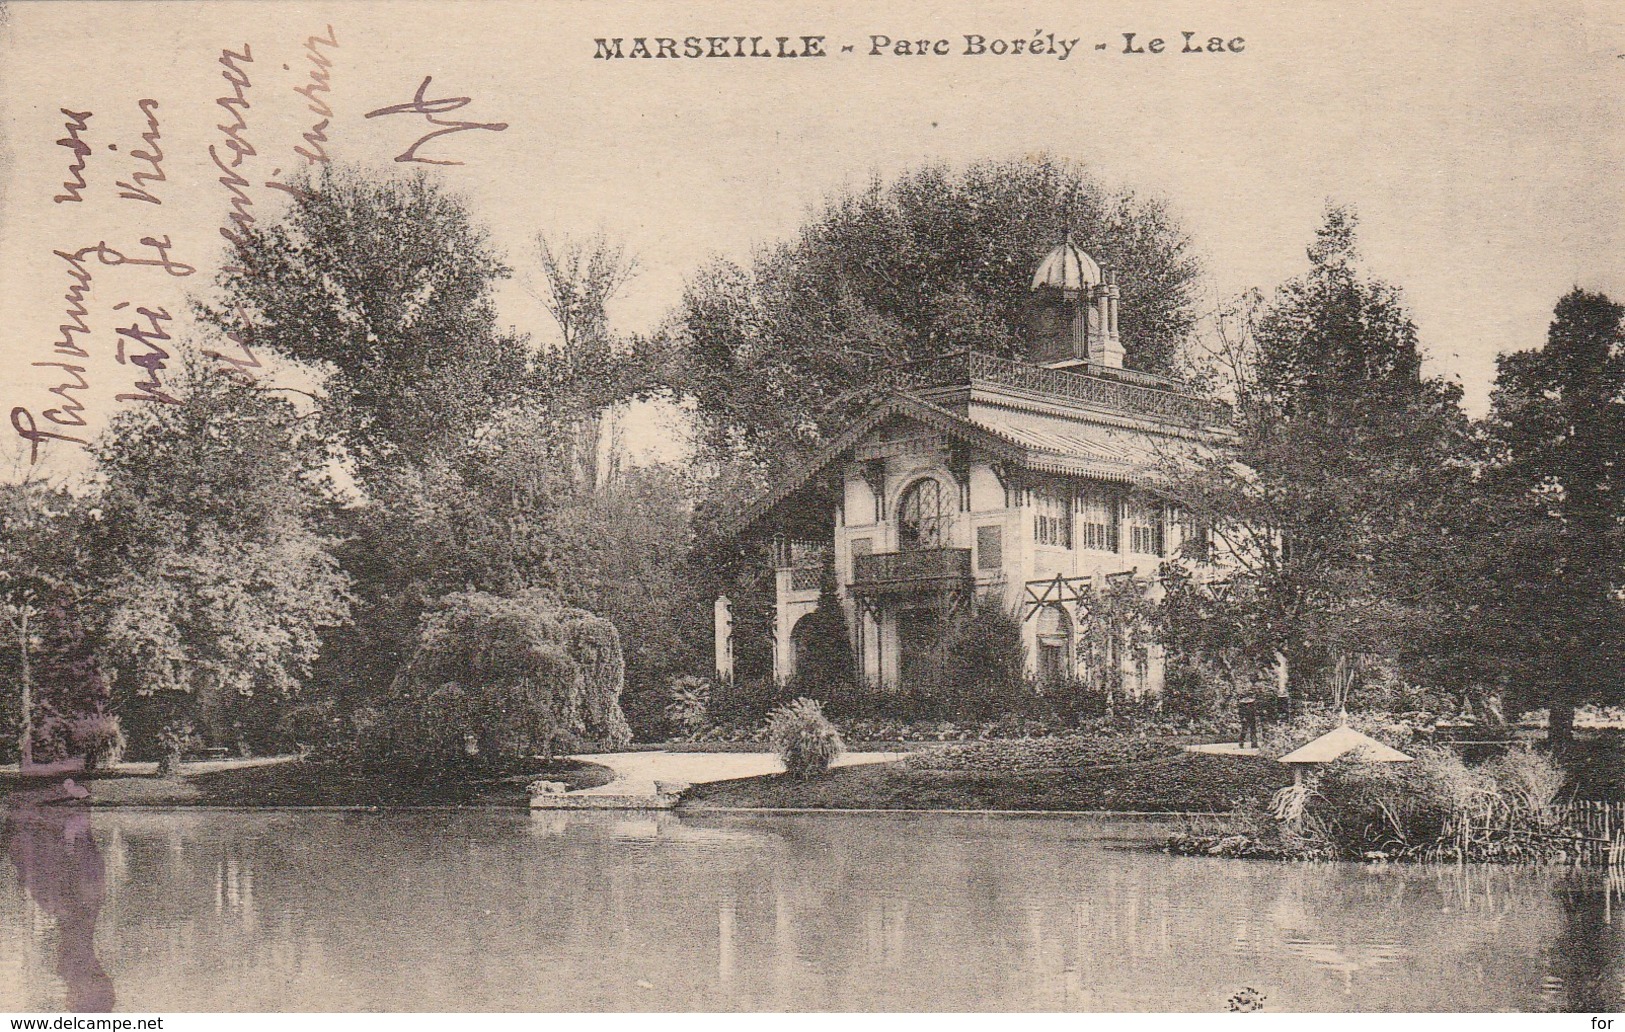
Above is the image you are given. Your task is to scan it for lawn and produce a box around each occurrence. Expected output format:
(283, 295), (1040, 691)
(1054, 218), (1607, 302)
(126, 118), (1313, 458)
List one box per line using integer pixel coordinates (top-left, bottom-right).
(2, 756), (616, 808)
(682, 745), (1290, 813)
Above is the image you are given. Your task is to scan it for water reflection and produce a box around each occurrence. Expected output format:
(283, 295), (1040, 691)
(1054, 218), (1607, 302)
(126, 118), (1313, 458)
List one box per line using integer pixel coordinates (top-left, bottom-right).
(0, 807), (1618, 1012)
(2, 783), (114, 1012)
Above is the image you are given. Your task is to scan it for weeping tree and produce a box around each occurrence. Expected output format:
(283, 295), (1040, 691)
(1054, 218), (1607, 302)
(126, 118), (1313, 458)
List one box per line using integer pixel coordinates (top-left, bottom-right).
(391, 590), (631, 767)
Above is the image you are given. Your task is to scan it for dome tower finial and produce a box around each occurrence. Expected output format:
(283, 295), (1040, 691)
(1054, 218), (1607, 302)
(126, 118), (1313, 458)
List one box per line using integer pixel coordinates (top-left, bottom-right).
(1026, 236), (1123, 369)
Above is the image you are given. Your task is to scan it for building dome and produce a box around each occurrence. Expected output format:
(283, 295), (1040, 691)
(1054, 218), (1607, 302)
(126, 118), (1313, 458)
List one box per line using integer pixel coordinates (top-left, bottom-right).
(1030, 233), (1102, 292)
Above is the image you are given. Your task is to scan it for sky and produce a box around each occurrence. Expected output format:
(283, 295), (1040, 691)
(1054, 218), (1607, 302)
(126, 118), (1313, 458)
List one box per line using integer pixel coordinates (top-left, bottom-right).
(1, 0), (1621, 475)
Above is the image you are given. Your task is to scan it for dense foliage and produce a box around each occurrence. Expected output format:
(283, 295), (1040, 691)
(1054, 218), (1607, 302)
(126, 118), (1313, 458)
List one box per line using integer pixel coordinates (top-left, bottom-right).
(87, 357), (352, 758)
(676, 156), (1201, 473)
(1481, 289), (1625, 746)
(385, 591), (631, 768)
(1162, 206), (1478, 709)
(203, 165), (529, 472)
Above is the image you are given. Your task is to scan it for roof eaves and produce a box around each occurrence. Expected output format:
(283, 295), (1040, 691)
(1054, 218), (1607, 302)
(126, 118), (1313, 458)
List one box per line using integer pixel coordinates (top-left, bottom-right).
(723, 392), (1029, 541)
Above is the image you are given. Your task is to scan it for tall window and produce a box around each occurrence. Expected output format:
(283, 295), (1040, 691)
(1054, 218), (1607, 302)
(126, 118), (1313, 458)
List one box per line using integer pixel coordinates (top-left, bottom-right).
(1076, 484), (1117, 552)
(1124, 494), (1164, 557)
(896, 478), (949, 550)
(1033, 482), (1071, 548)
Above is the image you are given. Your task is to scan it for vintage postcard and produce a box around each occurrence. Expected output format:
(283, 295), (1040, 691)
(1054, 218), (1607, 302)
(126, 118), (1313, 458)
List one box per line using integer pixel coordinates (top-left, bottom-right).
(0, 0), (1621, 1018)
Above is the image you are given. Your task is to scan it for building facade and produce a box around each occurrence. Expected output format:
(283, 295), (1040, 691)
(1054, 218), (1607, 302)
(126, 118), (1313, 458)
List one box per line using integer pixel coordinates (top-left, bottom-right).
(718, 237), (1231, 698)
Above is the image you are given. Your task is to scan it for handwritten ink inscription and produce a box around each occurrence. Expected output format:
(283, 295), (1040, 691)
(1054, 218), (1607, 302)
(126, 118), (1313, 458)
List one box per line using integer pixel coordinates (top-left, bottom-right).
(114, 99), (166, 205)
(53, 109), (93, 204)
(364, 76), (508, 166)
(15, 25), (514, 463)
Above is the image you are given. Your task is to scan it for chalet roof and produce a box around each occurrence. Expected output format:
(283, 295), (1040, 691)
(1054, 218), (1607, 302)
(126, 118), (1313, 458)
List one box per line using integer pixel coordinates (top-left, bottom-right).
(1277, 725), (1414, 765)
(726, 390), (1200, 540)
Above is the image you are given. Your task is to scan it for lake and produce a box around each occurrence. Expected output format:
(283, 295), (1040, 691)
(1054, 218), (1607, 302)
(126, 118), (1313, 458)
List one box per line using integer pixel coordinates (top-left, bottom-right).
(1, 805), (1620, 1012)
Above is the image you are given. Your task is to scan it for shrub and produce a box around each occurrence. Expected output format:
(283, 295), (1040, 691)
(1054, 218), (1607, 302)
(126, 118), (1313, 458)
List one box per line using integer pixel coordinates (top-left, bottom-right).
(766, 697), (844, 779)
(156, 719), (198, 775)
(708, 675), (798, 726)
(1161, 661), (1231, 722)
(72, 712), (126, 771)
(907, 735), (1179, 774)
(941, 601), (1026, 701)
(1251, 743), (1574, 863)
(1486, 744), (1566, 816)
(790, 572), (856, 694)
(664, 675), (712, 737)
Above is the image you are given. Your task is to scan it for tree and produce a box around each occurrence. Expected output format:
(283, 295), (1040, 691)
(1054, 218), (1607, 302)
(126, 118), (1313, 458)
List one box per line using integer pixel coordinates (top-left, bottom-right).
(1163, 206), (1475, 704)
(786, 567), (855, 693)
(1485, 289), (1625, 747)
(0, 479), (87, 768)
(201, 164), (529, 474)
(676, 156), (1201, 473)
(86, 355), (352, 761)
(390, 590), (631, 766)
(1079, 575), (1161, 713)
(27, 600), (111, 766)
(548, 463), (708, 735)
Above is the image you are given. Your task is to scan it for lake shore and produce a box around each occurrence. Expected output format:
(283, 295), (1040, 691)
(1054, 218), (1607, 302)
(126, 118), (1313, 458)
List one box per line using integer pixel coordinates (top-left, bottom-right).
(0, 745), (1291, 813)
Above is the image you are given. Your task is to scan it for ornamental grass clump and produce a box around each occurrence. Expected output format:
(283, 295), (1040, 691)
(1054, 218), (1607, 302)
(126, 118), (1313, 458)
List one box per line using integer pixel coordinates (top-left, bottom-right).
(767, 697), (844, 779)
(1174, 742), (1573, 864)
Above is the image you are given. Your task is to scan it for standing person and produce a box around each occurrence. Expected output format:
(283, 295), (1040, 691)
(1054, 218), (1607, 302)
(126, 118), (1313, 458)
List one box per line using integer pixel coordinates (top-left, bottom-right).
(1272, 678), (1291, 724)
(1237, 682), (1260, 750)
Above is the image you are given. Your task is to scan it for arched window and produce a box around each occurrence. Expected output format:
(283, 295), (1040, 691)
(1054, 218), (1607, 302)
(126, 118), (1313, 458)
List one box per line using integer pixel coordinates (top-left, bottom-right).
(896, 478), (949, 551)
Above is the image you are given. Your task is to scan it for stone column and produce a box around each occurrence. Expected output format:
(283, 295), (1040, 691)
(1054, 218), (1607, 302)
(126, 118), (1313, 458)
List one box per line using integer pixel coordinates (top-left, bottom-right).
(714, 595), (734, 685)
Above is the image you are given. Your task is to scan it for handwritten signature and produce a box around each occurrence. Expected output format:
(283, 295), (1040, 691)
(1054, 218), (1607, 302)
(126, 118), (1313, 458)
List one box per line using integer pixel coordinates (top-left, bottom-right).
(364, 75), (507, 166)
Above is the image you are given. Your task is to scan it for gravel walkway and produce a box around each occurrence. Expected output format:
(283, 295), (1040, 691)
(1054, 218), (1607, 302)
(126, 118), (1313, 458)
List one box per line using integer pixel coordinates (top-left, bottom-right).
(567, 749), (911, 796)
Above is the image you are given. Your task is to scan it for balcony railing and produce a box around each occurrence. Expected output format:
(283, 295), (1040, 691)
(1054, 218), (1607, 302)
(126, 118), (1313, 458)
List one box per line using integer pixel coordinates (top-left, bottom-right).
(850, 548), (973, 596)
(880, 350), (1231, 428)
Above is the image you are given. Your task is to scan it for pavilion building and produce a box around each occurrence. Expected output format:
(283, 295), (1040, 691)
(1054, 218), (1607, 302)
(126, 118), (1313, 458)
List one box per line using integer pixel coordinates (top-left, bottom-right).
(717, 236), (1232, 698)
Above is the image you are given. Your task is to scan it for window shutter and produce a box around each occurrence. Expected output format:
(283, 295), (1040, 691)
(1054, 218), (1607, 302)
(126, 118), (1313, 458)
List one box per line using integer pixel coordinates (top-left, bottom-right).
(976, 525), (1003, 571)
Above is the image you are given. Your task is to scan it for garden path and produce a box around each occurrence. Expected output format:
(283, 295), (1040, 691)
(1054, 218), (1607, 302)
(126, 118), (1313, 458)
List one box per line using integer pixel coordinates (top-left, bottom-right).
(1183, 742), (1260, 757)
(568, 749), (912, 797)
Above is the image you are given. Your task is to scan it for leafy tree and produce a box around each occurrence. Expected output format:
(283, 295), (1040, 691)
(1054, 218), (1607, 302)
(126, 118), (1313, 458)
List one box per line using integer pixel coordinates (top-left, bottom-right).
(1078, 575), (1161, 711)
(0, 479), (88, 767)
(389, 590), (631, 766)
(1155, 566), (1274, 687)
(1485, 289), (1624, 747)
(676, 156), (1201, 472)
(1163, 206), (1474, 703)
(86, 355), (352, 759)
(202, 164), (529, 473)
(548, 463), (708, 735)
